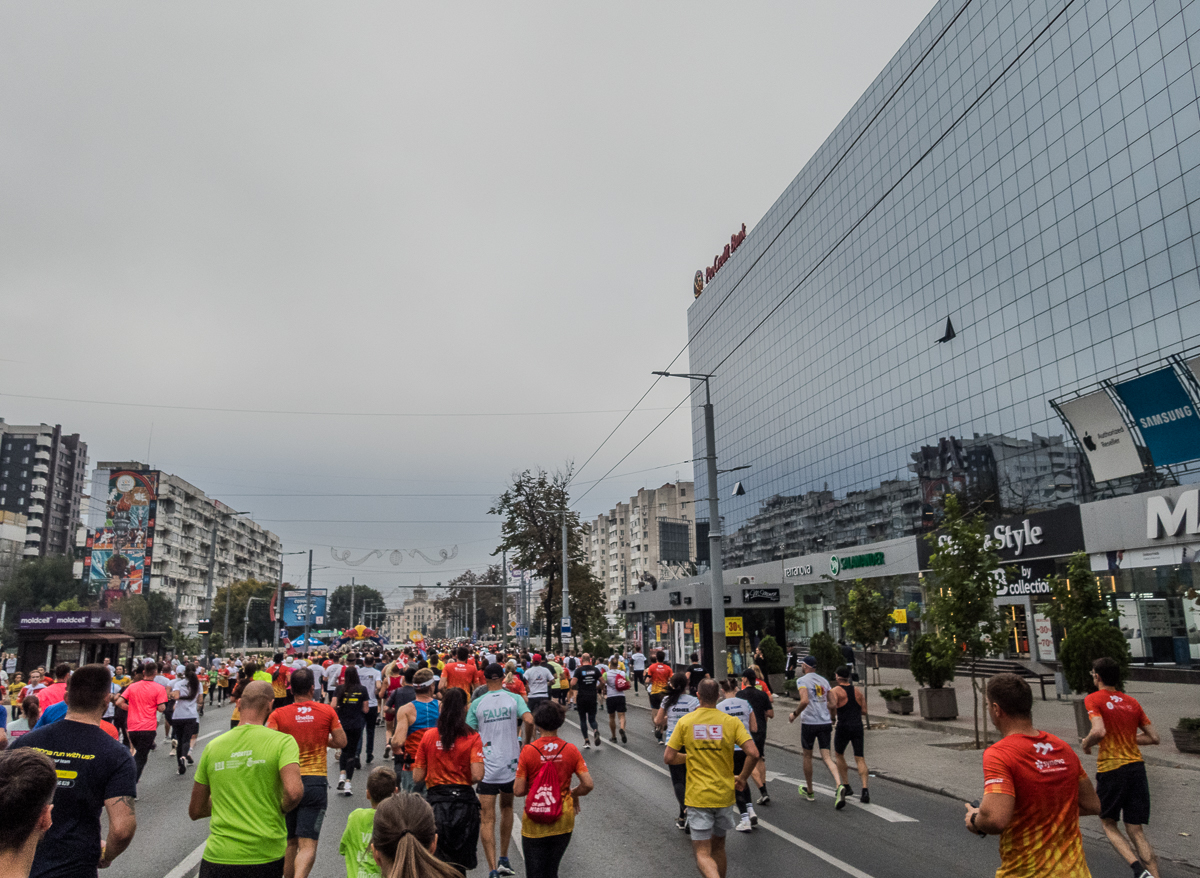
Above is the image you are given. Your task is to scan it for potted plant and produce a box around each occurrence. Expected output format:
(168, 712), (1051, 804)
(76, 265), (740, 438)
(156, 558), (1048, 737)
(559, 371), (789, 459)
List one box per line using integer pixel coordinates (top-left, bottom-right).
(1171, 718), (1200, 754)
(909, 633), (958, 720)
(757, 635), (787, 695)
(879, 687), (913, 715)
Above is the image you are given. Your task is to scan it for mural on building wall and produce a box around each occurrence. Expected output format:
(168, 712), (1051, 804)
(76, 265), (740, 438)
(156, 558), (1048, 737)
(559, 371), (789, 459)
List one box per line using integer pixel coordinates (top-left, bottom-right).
(86, 470), (158, 605)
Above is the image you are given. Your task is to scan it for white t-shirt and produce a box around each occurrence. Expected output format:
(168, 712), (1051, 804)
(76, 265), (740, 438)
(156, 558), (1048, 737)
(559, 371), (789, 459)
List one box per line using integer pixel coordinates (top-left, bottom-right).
(603, 668), (628, 698)
(467, 689), (530, 784)
(309, 663), (326, 687)
(664, 694), (700, 739)
(718, 696), (754, 751)
(796, 672), (832, 725)
(326, 663), (344, 689)
(523, 665), (555, 698)
(154, 674), (172, 692)
(171, 678), (201, 721)
(631, 652), (646, 671)
(358, 666), (382, 707)
(103, 681), (121, 719)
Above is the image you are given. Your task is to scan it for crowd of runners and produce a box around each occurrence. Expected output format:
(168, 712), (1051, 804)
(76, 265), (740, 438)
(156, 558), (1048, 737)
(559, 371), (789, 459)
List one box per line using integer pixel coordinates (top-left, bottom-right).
(0, 641), (1166, 878)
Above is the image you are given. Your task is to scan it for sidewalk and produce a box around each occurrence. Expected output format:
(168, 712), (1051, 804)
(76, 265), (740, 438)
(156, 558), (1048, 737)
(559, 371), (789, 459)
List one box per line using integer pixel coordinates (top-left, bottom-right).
(619, 676), (1200, 871)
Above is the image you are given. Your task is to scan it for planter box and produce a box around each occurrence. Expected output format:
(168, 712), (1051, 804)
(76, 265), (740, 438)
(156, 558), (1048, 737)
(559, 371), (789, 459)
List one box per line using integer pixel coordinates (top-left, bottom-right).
(1170, 726), (1200, 754)
(769, 674), (787, 697)
(884, 696), (914, 715)
(918, 687), (958, 720)
(1073, 698), (1092, 739)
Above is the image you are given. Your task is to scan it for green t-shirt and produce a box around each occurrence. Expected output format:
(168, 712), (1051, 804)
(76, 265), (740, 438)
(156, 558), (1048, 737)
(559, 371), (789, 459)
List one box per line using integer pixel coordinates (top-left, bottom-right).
(195, 724), (301, 865)
(253, 671), (273, 683)
(339, 808), (380, 878)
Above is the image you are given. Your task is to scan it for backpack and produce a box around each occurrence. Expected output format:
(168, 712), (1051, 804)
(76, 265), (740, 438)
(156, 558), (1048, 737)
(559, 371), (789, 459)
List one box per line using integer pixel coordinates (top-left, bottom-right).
(614, 672), (631, 692)
(524, 752), (564, 824)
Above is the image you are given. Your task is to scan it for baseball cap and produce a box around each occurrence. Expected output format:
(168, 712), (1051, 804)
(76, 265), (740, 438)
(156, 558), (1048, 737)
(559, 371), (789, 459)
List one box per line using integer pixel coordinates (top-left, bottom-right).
(531, 653), (543, 663)
(801, 655), (817, 668)
(484, 663), (505, 680)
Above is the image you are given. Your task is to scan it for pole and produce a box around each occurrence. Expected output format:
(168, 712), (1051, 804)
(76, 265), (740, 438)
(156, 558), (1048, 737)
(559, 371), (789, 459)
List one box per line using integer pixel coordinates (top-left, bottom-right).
(349, 577), (355, 629)
(502, 550), (509, 652)
(472, 587), (477, 642)
(274, 556), (285, 648)
(243, 596), (252, 650)
(200, 514), (219, 658)
(703, 380), (728, 680)
(303, 550), (313, 657)
(561, 511), (570, 651)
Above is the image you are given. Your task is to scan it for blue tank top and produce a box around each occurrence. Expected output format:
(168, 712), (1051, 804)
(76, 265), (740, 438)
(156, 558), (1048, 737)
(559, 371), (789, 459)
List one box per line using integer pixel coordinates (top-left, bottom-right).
(412, 698), (439, 732)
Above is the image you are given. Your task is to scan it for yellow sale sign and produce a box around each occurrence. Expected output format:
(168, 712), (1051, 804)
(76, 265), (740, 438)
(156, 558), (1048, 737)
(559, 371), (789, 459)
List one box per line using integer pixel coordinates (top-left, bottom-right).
(891, 608), (908, 624)
(725, 616), (744, 637)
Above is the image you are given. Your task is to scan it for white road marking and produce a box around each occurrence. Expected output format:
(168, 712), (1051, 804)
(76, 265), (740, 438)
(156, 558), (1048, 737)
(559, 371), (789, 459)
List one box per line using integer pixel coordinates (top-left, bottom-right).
(195, 729), (223, 742)
(607, 741), (879, 878)
(766, 772), (917, 823)
(162, 839), (207, 878)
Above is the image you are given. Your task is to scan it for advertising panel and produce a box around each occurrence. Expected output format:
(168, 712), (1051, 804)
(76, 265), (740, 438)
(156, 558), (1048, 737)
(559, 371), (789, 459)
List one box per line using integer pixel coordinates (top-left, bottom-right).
(86, 470), (157, 604)
(917, 505), (1084, 569)
(1033, 613), (1056, 661)
(1112, 368), (1200, 466)
(1056, 392), (1144, 482)
(283, 590), (328, 627)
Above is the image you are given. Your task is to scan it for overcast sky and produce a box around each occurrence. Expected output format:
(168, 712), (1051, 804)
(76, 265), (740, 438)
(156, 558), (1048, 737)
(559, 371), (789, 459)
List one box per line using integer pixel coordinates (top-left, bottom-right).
(0, 1), (935, 606)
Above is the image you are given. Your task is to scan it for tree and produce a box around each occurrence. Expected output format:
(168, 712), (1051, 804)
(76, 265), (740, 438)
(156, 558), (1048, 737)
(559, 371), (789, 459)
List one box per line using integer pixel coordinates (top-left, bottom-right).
(923, 493), (1007, 748)
(837, 579), (896, 728)
(433, 567), (517, 641)
(757, 635), (786, 676)
(327, 583), (386, 631)
(807, 632), (843, 681)
(1, 556), (89, 615)
(211, 579), (284, 648)
(490, 465), (606, 653)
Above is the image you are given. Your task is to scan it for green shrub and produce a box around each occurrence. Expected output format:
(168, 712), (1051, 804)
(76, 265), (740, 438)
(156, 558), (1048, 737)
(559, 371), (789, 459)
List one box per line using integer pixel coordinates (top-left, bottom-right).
(909, 634), (956, 689)
(808, 631), (843, 680)
(1059, 617), (1130, 694)
(880, 688), (911, 700)
(757, 635), (786, 676)
(1178, 718), (1200, 732)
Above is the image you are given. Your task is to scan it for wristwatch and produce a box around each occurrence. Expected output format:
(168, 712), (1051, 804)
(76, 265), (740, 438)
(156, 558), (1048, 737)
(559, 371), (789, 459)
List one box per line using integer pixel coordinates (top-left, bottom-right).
(970, 812), (986, 837)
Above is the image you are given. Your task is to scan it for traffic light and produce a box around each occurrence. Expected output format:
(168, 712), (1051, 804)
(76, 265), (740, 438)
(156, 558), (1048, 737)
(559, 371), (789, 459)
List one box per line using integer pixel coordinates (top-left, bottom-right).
(197, 619), (212, 636)
(490, 624), (496, 634)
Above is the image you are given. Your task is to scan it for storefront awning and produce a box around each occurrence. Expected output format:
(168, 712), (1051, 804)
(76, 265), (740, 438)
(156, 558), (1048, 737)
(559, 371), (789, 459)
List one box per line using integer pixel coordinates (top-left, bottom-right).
(43, 632), (133, 643)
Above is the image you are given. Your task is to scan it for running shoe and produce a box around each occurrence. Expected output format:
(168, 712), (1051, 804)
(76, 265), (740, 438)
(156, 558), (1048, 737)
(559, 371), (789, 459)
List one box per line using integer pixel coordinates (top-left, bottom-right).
(337, 778), (346, 791)
(735, 815), (753, 832)
(384, 746), (391, 759)
(860, 789), (870, 804)
(675, 816), (688, 831)
(496, 858), (515, 876)
(343, 782), (353, 797)
(834, 784), (848, 810)
(366, 754), (374, 764)
(170, 739), (177, 755)
(843, 785), (854, 797)
(620, 729), (627, 744)
(747, 804), (758, 826)
(582, 742), (591, 750)
(177, 758), (186, 775)
(594, 730), (601, 746)
(1133, 871), (1151, 878)
(489, 871), (500, 878)
(757, 792), (771, 805)
(611, 735), (618, 742)
(798, 785), (815, 802)
(186, 754), (194, 764)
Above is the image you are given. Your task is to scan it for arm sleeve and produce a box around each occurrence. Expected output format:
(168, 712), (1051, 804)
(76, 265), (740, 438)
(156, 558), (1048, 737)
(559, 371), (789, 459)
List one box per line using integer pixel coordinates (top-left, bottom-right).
(470, 734), (485, 764)
(1084, 692), (1102, 719)
(981, 748), (1015, 797)
(195, 749), (210, 785)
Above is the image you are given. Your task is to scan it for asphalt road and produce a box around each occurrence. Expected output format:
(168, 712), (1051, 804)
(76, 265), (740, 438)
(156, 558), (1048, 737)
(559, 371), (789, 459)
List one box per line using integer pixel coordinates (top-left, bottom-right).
(101, 700), (1195, 878)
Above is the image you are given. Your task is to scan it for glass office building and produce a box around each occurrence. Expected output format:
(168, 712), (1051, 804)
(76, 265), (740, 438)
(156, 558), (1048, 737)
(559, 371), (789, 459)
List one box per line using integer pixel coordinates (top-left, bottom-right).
(683, 0), (1200, 663)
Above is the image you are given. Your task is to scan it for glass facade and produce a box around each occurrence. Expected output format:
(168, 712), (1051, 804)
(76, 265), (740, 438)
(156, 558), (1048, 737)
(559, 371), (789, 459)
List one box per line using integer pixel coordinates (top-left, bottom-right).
(688, 0), (1200, 565)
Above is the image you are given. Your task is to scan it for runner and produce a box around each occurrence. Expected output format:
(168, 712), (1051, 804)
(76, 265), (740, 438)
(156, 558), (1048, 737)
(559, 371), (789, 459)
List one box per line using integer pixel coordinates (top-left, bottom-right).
(333, 666), (371, 797)
(502, 661), (527, 698)
(828, 664), (870, 805)
(1082, 657), (1161, 878)
(664, 678), (759, 878)
(655, 672), (699, 831)
(170, 663), (203, 775)
(736, 669), (774, 804)
(630, 649), (646, 694)
(0, 748), (57, 878)
(718, 678), (758, 831)
(116, 660), (168, 781)
(357, 658), (383, 766)
(366, 792), (462, 878)
(197, 665), (210, 715)
(601, 656), (629, 743)
(513, 700), (593, 878)
(644, 651), (673, 743)
(216, 664), (231, 706)
(685, 653), (708, 696)
(522, 655), (555, 715)
(189, 680), (304, 878)
(338, 766), (400, 878)
(267, 667), (347, 878)
(36, 664), (69, 712)
(965, 673), (1100, 876)
(441, 647), (482, 698)
(413, 687), (485, 875)
(389, 668), (441, 793)
(788, 655), (840, 806)
(468, 663), (533, 878)
(569, 654), (602, 750)
(268, 653), (294, 712)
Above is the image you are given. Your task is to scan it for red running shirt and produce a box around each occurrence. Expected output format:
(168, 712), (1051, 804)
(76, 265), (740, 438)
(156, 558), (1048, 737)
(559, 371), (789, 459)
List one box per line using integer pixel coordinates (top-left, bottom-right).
(441, 662), (480, 695)
(268, 701), (343, 776)
(1085, 690), (1150, 773)
(414, 728), (483, 787)
(982, 731), (1089, 878)
(123, 679), (168, 732)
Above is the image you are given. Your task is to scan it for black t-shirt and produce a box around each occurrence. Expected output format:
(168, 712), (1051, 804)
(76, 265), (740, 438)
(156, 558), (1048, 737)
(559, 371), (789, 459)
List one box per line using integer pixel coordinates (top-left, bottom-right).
(386, 685), (416, 712)
(13, 719), (138, 878)
(572, 665), (601, 701)
(334, 684), (369, 730)
(737, 686), (772, 740)
(686, 663), (708, 694)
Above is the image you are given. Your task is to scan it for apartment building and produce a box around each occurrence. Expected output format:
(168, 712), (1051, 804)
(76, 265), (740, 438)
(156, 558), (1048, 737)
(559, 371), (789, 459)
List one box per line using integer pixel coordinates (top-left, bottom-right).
(90, 462), (283, 634)
(0, 420), (88, 558)
(0, 510), (27, 591)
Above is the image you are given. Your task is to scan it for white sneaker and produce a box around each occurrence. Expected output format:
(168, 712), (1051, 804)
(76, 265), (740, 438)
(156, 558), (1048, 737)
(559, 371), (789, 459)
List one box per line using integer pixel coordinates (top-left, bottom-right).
(343, 782), (353, 797)
(735, 815), (753, 832)
(747, 804), (758, 826)
(337, 777), (346, 791)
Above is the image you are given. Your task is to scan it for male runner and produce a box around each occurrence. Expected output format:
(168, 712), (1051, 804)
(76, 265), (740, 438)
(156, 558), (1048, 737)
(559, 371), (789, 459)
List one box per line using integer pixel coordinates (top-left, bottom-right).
(645, 651), (673, 743)
(665, 679), (760, 878)
(719, 679), (758, 831)
(468, 663), (533, 878)
(789, 655), (840, 806)
(737, 669), (773, 803)
(630, 649), (646, 693)
(828, 665), (870, 805)
(356, 658), (382, 765)
(571, 653), (603, 749)
(267, 668), (347, 878)
(388, 668), (440, 793)
(601, 657), (629, 743)
(117, 661), (168, 781)
(965, 673), (1100, 876)
(685, 653), (708, 696)
(1082, 657), (1161, 878)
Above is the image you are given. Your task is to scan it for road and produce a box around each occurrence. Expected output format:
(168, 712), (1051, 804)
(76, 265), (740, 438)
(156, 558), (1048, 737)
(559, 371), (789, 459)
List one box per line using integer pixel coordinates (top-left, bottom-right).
(101, 701), (1193, 878)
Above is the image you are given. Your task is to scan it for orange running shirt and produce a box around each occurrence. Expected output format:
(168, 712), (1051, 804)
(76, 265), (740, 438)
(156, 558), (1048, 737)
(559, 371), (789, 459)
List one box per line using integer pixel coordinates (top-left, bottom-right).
(267, 664), (292, 699)
(441, 662), (479, 696)
(268, 701), (343, 776)
(414, 727), (483, 787)
(1085, 690), (1150, 773)
(982, 731), (1090, 878)
(516, 735), (588, 838)
(645, 663), (673, 694)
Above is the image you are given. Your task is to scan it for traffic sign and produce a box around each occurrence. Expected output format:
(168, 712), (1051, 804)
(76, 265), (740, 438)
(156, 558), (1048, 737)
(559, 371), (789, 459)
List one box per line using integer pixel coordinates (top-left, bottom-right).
(560, 623), (572, 635)
(515, 626), (528, 637)
(509, 620), (517, 629)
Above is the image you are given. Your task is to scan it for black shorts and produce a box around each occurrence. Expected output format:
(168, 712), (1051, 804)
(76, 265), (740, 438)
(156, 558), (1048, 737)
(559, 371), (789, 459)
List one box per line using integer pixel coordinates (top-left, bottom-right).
(606, 696), (627, 714)
(751, 734), (767, 758)
(477, 780), (515, 796)
(285, 777), (328, 840)
(800, 723), (832, 752)
(834, 723), (864, 757)
(200, 859), (284, 878)
(527, 696), (549, 713)
(649, 693), (664, 711)
(1096, 761), (1151, 824)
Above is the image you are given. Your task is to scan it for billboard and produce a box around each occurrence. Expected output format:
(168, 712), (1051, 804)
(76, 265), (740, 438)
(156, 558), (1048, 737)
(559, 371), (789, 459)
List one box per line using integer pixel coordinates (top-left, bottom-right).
(1112, 368), (1200, 467)
(86, 470), (157, 604)
(658, 519), (691, 563)
(1056, 392), (1144, 482)
(283, 590), (328, 627)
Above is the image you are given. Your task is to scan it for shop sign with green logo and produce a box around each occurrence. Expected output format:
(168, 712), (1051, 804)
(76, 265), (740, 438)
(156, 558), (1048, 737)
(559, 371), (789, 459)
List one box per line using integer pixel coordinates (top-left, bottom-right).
(829, 551), (885, 577)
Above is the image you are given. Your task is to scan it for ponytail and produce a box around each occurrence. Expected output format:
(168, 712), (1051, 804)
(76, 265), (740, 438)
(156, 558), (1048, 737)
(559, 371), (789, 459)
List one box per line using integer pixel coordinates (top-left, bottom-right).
(663, 672), (688, 710)
(373, 793), (461, 878)
(184, 663), (200, 701)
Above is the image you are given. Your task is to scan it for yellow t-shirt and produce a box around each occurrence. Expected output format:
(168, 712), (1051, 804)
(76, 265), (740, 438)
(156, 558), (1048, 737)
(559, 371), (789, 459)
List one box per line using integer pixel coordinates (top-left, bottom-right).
(666, 707), (752, 809)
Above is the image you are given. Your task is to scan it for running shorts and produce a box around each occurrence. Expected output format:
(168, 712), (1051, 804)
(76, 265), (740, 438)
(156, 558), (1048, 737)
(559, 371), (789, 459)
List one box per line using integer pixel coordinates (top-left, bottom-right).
(1096, 761), (1151, 824)
(800, 723), (832, 752)
(648, 693), (664, 711)
(606, 696), (627, 714)
(833, 723), (864, 757)
(751, 733), (767, 758)
(476, 780), (515, 796)
(285, 777), (328, 840)
(199, 859), (285, 878)
(686, 806), (736, 841)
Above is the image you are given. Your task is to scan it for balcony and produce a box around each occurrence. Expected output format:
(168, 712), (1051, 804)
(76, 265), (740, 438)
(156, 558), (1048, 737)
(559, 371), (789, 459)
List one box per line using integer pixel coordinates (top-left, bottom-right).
(27, 504), (45, 516)
(31, 490), (46, 502)
(35, 434), (52, 447)
(33, 463), (49, 475)
(34, 449), (50, 461)
(23, 545), (39, 556)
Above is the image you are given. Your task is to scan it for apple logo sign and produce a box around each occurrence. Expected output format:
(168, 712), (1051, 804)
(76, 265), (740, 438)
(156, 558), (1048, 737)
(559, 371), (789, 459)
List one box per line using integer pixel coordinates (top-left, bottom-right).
(1083, 433), (1096, 451)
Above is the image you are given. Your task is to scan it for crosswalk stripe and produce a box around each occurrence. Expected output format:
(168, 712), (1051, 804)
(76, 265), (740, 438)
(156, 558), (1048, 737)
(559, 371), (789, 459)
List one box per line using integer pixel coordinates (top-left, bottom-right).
(766, 773), (918, 823)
